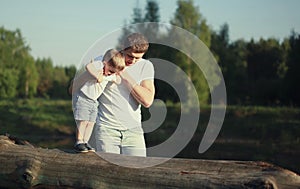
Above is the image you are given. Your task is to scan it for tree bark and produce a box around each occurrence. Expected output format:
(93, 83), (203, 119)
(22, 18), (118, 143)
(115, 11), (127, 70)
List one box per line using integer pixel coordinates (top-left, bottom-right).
(0, 135), (299, 189)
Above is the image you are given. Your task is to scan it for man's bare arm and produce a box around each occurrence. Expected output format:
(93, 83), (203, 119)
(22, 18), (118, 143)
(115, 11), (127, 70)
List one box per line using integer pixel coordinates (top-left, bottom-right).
(120, 71), (155, 108)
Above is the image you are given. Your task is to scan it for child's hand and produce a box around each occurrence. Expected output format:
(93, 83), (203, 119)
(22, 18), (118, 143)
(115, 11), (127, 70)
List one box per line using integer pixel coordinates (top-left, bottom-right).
(97, 74), (103, 83)
(115, 75), (122, 84)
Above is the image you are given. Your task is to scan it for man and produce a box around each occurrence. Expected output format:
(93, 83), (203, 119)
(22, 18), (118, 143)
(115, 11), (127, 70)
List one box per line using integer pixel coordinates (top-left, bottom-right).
(86, 33), (155, 156)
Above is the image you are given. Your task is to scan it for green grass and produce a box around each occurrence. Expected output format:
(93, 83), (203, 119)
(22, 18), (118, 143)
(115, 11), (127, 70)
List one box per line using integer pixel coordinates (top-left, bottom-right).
(0, 99), (299, 174)
(144, 104), (300, 174)
(0, 98), (75, 145)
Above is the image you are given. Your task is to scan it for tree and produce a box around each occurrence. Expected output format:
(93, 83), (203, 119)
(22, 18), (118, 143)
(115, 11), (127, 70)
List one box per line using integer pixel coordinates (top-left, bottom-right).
(118, 0), (160, 48)
(143, 0), (160, 42)
(0, 27), (38, 98)
(246, 38), (287, 105)
(35, 58), (54, 98)
(18, 56), (38, 98)
(132, 2), (143, 24)
(144, 0), (160, 22)
(226, 39), (248, 104)
(0, 69), (18, 98)
(48, 66), (70, 99)
(284, 31), (300, 105)
(65, 65), (77, 80)
(211, 24), (248, 104)
(0, 27), (77, 99)
(171, 0), (211, 47)
(169, 0), (212, 105)
(0, 27), (20, 98)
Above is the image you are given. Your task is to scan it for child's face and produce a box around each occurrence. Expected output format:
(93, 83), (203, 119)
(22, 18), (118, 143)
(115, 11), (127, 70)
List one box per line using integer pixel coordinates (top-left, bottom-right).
(103, 62), (117, 76)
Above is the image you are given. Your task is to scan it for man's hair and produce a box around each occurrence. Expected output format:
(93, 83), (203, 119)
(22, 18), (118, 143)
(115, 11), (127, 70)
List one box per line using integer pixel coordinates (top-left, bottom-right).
(123, 33), (149, 53)
(103, 49), (125, 71)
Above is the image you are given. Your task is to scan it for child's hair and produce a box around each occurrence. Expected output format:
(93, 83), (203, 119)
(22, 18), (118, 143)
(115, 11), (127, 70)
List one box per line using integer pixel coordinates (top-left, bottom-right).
(103, 49), (125, 71)
(122, 33), (149, 53)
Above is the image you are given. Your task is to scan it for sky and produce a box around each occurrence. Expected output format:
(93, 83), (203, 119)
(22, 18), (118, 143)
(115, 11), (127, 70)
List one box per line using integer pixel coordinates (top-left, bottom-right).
(1, 0), (300, 67)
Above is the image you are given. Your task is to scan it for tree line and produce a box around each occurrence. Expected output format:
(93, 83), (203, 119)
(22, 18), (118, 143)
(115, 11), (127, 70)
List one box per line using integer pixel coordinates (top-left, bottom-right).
(0, 27), (76, 99)
(122, 0), (300, 106)
(1, 0), (299, 106)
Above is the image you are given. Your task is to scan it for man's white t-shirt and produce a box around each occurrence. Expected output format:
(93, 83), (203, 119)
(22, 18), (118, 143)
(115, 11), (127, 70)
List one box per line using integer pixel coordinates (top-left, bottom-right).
(97, 58), (154, 132)
(80, 60), (116, 101)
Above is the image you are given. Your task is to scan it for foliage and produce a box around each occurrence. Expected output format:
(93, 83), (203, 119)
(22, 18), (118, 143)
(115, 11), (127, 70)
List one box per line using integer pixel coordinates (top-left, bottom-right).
(0, 69), (18, 98)
(0, 1), (300, 106)
(1, 1), (299, 175)
(144, 0), (160, 22)
(18, 56), (39, 98)
(210, 23), (299, 106)
(36, 57), (55, 98)
(211, 24), (248, 104)
(171, 0), (211, 47)
(284, 31), (300, 105)
(0, 27), (75, 99)
(0, 27), (35, 98)
(246, 38), (287, 104)
(169, 0), (212, 104)
(117, 0), (161, 48)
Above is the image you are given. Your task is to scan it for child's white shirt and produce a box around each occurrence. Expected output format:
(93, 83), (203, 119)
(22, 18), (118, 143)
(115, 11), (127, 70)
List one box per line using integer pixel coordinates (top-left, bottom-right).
(80, 60), (117, 100)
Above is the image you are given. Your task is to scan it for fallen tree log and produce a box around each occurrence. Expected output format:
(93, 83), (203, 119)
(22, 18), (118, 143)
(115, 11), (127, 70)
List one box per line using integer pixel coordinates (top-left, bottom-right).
(0, 135), (299, 189)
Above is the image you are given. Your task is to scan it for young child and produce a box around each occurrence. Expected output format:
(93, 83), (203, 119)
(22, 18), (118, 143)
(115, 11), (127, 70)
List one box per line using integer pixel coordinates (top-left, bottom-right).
(72, 49), (125, 153)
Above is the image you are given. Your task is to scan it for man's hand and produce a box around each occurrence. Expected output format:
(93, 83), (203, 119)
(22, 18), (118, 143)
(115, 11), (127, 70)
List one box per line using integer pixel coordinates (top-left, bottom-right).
(119, 70), (136, 88)
(120, 70), (154, 108)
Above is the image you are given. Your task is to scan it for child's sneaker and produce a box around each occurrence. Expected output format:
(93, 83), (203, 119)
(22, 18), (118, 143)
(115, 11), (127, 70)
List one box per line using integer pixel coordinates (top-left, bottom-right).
(74, 143), (89, 153)
(85, 143), (95, 152)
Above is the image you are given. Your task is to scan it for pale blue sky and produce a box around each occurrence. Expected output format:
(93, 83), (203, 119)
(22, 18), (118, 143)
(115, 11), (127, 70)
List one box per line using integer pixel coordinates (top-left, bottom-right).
(1, 0), (299, 66)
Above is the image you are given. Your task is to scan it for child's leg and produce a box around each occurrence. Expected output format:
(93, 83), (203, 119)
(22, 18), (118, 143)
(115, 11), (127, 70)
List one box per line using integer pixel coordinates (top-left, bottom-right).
(75, 120), (89, 144)
(74, 120), (90, 153)
(83, 121), (95, 143)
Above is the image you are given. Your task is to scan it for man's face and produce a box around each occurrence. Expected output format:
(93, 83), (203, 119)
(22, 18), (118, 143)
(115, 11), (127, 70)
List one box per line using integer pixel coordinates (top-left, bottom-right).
(124, 49), (144, 66)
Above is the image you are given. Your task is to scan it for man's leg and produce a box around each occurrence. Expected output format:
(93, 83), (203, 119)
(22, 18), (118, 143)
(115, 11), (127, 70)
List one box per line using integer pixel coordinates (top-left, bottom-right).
(95, 125), (122, 154)
(121, 129), (146, 157)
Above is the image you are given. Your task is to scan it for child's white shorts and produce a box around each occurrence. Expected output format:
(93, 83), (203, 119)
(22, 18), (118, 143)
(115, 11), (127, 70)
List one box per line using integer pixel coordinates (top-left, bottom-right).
(72, 91), (98, 122)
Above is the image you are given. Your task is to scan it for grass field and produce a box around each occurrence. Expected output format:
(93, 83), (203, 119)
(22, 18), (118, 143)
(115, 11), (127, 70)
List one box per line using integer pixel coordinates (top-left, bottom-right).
(0, 98), (299, 174)
(0, 98), (74, 146)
